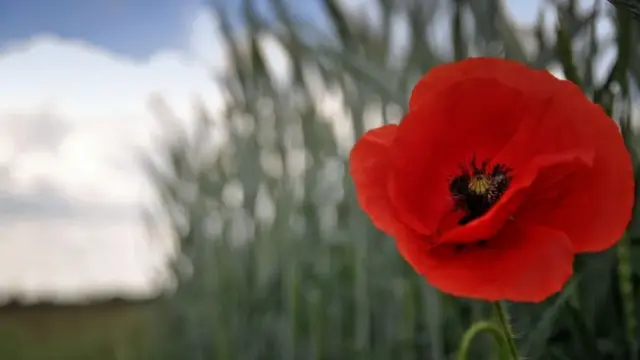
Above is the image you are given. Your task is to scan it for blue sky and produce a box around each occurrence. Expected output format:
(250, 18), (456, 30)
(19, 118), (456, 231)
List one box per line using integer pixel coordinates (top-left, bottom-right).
(0, 0), (546, 59)
(0, 0), (198, 58)
(0, 0), (331, 59)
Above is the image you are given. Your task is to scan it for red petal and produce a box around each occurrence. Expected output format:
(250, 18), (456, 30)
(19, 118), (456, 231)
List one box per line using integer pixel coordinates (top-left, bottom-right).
(523, 93), (634, 252)
(495, 81), (634, 253)
(388, 78), (535, 235)
(349, 124), (404, 234)
(409, 57), (561, 112)
(414, 220), (574, 302)
(438, 150), (593, 244)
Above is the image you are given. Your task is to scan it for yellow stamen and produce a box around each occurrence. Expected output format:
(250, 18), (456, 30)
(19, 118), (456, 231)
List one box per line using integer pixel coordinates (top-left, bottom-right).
(468, 175), (491, 195)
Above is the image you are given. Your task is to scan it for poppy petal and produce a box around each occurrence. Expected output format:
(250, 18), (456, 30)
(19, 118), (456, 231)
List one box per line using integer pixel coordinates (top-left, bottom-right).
(409, 57), (562, 112)
(350, 124), (404, 234)
(438, 150), (593, 244)
(415, 219), (574, 302)
(388, 78), (534, 235)
(518, 103), (633, 252)
(494, 81), (634, 253)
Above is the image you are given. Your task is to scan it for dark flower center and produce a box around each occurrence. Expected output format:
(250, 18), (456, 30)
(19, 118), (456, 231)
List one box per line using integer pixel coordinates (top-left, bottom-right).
(449, 157), (512, 225)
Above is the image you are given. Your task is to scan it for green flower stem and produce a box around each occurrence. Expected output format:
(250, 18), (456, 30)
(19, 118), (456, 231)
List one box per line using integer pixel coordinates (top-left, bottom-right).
(494, 301), (520, 360)
(456, 321), (510, 360)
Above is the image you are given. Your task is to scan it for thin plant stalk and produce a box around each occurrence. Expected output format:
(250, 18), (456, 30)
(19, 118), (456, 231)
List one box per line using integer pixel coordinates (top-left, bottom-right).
(494, 302), (520, 360)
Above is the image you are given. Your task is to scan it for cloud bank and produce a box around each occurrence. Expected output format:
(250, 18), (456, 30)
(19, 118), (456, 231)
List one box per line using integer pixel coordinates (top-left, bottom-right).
(0, 7), (227, 305)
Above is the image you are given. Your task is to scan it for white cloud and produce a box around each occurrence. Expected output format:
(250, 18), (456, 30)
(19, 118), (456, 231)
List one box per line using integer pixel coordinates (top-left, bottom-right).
(0, 7), (228, 304)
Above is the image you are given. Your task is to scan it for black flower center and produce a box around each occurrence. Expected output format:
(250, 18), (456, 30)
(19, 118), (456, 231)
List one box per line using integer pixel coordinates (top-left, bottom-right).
(449, 157), (512, 225)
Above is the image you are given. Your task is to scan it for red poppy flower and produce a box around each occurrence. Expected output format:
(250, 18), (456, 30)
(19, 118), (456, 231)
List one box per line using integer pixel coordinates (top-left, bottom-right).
(349, 57), (634, 302)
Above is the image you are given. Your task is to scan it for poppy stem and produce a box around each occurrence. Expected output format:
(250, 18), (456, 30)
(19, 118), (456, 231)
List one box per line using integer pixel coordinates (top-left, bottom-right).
(494, 301), (520, 360)
(455, 321), (510, 360)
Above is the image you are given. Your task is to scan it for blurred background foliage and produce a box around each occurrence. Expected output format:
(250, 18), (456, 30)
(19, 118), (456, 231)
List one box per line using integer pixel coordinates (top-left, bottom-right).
(3, 0), (640, 359)
(0, 302), (157, 360)
(145, 0), (640, 359)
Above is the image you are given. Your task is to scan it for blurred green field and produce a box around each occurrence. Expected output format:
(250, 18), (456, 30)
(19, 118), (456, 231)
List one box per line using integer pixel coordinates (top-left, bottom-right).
(0, 301), (158, 360)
